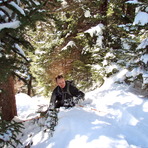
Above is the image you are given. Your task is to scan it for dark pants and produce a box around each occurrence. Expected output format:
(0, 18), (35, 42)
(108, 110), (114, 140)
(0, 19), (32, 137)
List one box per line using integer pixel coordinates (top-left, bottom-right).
(55, 100), (64, 108)
(55, 100), (75, 108)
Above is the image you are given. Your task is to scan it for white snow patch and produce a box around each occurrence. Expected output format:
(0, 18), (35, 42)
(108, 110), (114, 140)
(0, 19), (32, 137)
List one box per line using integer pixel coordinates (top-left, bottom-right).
(133, 12), (148, 26)
(140, 54), (148, 65)
(16, 93), (49, 120)
(85, 24), (104, 37)
(61, 41), (77, 50)
(61, 0), (68, 7)
(137, 38), (148, 50)
(105, 64), (118, 73)
(126, 0), (140, 4)
(85, 24), (104, 47)
(84, 10), (91, 18)
(143, 73), (148, 84)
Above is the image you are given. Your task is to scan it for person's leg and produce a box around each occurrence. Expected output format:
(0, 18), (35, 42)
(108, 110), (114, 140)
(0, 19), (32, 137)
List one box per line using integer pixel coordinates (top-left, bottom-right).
(55, 101), (62, 108)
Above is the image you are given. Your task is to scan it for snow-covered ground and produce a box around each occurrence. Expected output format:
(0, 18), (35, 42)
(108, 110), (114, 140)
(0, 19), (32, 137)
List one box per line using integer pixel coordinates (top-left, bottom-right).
(14, 73), (148, 148)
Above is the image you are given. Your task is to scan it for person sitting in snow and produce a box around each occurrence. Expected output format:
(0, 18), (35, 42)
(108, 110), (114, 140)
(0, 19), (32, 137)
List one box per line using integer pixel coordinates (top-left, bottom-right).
(49, 75), (85, 109)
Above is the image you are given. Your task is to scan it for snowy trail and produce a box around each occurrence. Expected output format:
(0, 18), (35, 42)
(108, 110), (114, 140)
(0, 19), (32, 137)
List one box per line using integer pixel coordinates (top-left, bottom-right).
(15, 81), (148, 148)
(44, 101), (148, 148)
(37, 106), (131, 148)
(32, 106), (139, 148)
(44, 94), (148, 148)
(32, 107), (105, 148)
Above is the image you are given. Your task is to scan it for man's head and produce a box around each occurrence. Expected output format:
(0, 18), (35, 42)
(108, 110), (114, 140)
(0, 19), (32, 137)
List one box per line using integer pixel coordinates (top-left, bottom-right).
(55, 75), (66, 88)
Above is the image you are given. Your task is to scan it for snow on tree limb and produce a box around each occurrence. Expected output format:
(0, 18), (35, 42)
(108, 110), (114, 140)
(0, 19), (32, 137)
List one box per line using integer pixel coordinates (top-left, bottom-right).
(137, 38), (148, 50)
(133, 12), (148, 26)
(14, 43), (26, 57)
(0, 21), (20, 31)
(9, 1), (25, 16)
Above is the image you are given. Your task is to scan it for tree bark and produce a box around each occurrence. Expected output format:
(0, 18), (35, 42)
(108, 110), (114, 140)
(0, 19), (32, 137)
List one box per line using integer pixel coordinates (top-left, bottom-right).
(99, 0), (108, 25)
(27, 74), (32, 96)
(0, 75), (17, 121)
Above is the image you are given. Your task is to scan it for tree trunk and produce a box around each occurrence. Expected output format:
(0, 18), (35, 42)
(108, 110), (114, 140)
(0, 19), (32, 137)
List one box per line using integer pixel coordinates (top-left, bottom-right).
(0, 75), (17, 121)
(99, 0), (108, 25)
(27, 74), (32, 96)
(121, 0), (135, 23)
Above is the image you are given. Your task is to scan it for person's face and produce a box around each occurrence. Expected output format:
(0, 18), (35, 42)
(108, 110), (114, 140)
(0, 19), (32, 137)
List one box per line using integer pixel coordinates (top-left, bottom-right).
(56, 78), (66, 88)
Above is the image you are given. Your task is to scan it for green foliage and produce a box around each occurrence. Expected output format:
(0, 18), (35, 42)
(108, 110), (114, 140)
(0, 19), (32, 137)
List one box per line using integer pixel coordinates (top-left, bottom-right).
(0, 0), (54, 126)
(35, 109), (59, 137)
(122, 3), (148, 89)
(71, 60), (92, 88)
(26, 0), (147, 96)
(26, 1), (112, 94)
(0, 119), (24, 148)
(0, 0), (49, 95)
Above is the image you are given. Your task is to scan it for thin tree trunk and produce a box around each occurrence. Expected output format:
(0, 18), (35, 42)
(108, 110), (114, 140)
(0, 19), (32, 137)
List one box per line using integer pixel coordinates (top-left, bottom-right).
(27, 74), (32, 96)
(0, 75), (17, 121)
(100, 0), (108, 25)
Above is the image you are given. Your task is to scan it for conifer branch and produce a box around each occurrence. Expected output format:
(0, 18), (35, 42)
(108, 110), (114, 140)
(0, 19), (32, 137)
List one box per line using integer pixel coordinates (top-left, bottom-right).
(0, 0), (14, 6)
(0, 8), (12, 22)
(13, 72), (28, 84)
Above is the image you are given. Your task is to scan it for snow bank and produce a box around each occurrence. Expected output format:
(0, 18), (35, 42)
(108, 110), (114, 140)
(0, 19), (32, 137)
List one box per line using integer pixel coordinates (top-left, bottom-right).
(16, 93), (49, 119)
(15, 75), (148, 148)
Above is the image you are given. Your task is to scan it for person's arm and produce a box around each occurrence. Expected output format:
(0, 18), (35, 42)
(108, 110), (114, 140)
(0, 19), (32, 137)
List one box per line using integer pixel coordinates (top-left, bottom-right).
(49, 89), (57, 110)
(69, 84), (85, 98)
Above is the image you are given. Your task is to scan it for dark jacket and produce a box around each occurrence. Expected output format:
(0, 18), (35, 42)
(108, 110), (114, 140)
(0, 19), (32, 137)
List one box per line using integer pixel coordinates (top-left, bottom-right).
(50, 81), (85, 108)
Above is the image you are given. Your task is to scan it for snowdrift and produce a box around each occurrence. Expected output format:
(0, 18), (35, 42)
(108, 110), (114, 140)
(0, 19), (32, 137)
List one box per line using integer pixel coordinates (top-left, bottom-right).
(15, 76), (148, 148)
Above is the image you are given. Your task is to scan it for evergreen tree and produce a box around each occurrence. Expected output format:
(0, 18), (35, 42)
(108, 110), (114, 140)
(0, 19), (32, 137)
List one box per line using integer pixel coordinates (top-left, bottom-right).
(27, 0), (147, 97)
(29, 0), (109, 95)
(0, 0), (47, 120)
(0, 119), (24, 147)
(98, 0), (148, 92)
(123, 1), (148, 91)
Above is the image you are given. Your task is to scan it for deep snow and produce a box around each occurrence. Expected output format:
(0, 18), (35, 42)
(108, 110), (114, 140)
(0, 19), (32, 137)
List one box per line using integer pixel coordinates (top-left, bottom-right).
(14, 73), (148, 148)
